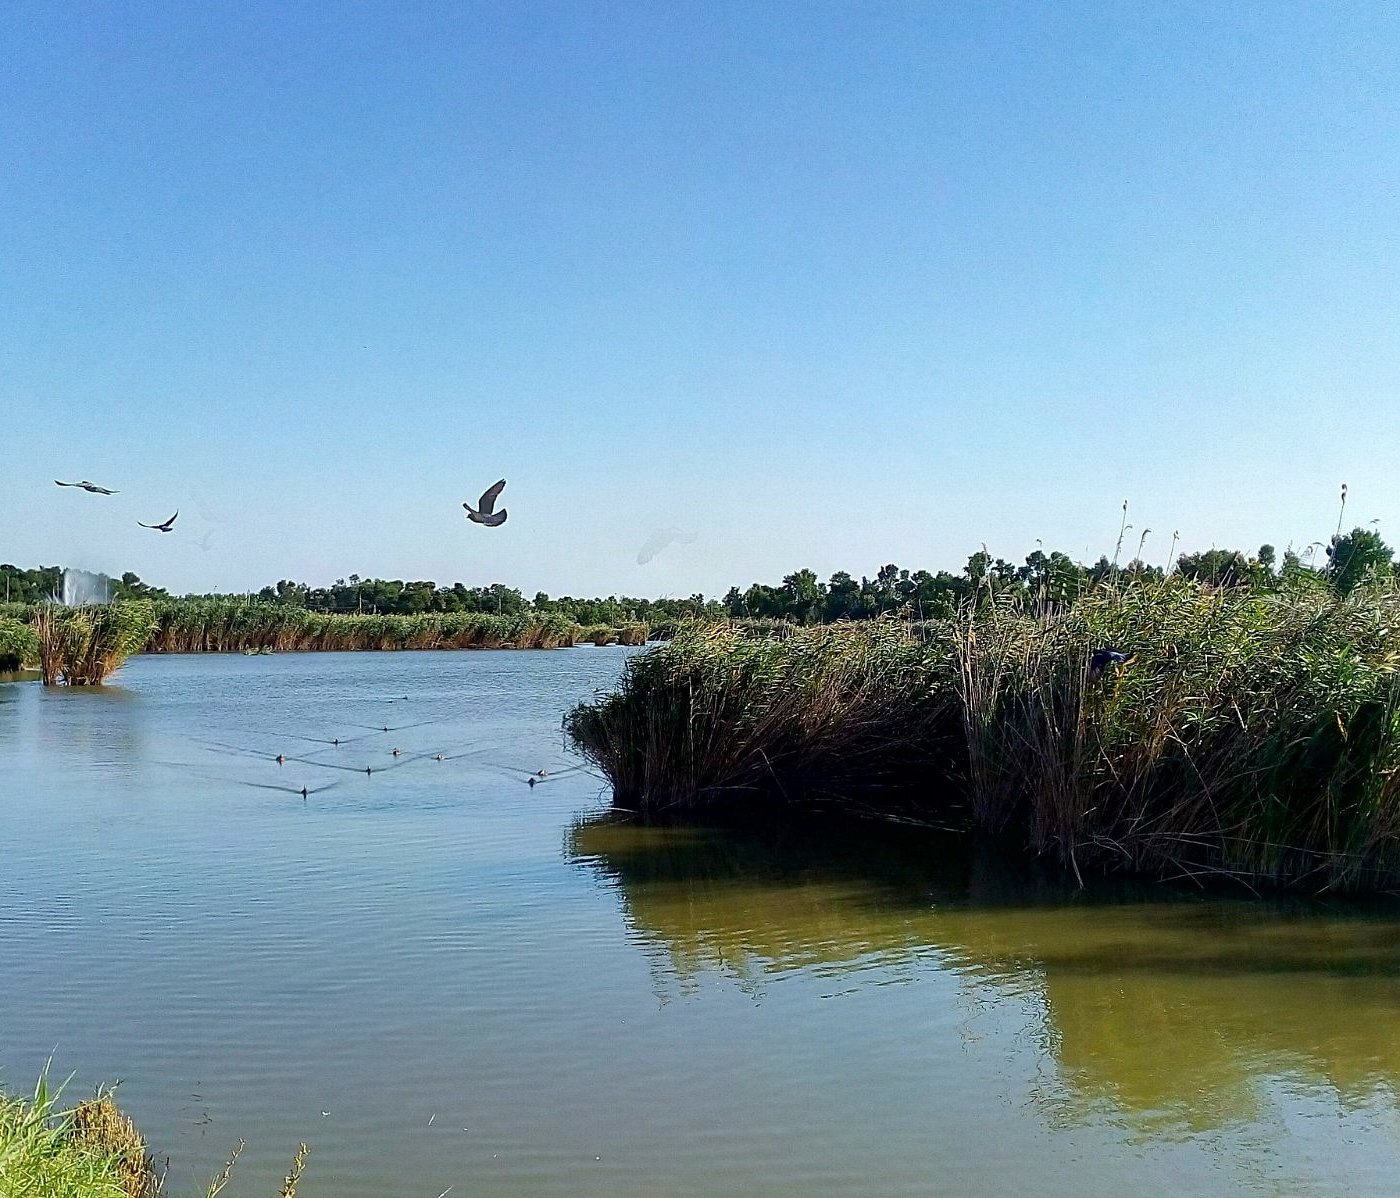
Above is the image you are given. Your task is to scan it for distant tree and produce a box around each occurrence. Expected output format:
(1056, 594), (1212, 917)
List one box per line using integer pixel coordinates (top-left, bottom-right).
(1175, 549), (1251, 588)
(1326, 527), (1394, 595)
(964, 551), (991, 587)
(823, 572), (860, 621)
(781, 569), (823, 623)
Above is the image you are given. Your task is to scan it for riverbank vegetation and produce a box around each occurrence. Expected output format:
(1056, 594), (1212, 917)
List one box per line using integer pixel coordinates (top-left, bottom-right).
(0, 1075), (308, 1197)
(570, 561), (1400, 892)
(143, 601), (587, 653)
(0, 615), (39, 671)
(0, 1078), (158, 1198)
(35, 602), (157, 685)
(4, 516), (1394, 674)
(4, 600), (641, 676)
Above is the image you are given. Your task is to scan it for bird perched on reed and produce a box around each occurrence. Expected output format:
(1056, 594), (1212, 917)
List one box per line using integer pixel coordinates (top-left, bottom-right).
(463, 479), (507, 527)
(138, 510), (179, 532)
(55, 480), (118, 494)
(1088, 648), (1133, 681)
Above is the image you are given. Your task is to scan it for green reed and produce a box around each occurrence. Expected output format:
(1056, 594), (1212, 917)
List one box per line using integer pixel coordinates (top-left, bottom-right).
(567, 620), (961, 819)
(34, 602), (157, 685)
(142, 601), (603, 653)
(569, 578), (1400, 891)
(0, 615), (39, 671)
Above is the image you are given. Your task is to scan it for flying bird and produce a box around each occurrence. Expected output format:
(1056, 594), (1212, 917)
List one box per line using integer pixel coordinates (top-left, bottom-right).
(1088, 648), (1134, 681)
(463, 480), (507, 527)
(55, 480), (118, 494)
(138, 510), (179, 533)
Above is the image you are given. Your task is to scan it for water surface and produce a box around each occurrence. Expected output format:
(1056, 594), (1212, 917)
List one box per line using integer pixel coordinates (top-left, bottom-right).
(4, 650), (1400, 1196)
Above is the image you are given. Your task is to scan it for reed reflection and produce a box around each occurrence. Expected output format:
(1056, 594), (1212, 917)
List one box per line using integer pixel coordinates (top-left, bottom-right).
(570, 813), (1400, 1133)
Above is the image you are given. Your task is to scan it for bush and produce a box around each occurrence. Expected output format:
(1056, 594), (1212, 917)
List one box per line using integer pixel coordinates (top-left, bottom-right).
(0, 615), (39, 670)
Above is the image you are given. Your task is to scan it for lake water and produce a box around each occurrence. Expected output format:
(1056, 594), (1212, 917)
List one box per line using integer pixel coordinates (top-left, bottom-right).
(5, 650), (1400, 1196)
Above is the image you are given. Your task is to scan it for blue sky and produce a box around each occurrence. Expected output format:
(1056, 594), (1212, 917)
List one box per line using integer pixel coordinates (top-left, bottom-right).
(3, 2), (1398, 597)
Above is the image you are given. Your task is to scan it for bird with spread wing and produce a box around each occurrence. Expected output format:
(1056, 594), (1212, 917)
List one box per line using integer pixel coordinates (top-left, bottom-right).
(138, 510), (179, 533)
(55, 480), (118, 494)
(463, 479), (507, 527)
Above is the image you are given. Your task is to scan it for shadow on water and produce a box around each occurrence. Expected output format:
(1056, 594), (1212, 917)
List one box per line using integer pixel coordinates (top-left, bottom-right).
(569, 811), (1400, 1134)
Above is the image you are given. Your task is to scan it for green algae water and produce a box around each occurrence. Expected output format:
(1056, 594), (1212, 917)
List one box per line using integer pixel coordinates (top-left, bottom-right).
(4, 650), (1400, 1196)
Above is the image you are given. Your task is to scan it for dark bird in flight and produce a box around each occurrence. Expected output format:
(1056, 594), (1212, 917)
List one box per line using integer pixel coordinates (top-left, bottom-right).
(138, 510), (179, 532)
(463, 480), (507, 527)
(1088, 648), (1133, 681)
(55, 480), (118, 494)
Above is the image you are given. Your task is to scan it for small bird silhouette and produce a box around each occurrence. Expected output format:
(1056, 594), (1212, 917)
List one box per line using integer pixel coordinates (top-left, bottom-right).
(55, 480), (118, 494)
(1088, 648), (1133, 681)
(139, 510), (179, 532)
(463, 480), (507, 527)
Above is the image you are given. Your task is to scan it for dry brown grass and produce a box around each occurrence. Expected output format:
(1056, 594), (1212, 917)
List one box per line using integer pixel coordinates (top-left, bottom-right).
(69, 1095), (162, 1198)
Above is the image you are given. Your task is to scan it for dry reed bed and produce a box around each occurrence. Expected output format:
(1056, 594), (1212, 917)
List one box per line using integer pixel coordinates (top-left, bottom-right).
(569, 580), (1400, 891)
(567, 620), (963, 819)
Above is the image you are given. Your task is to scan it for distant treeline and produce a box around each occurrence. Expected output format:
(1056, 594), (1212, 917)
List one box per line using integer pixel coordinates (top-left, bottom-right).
(0, 565), (164, 605)
(2, 524), (1392, 625)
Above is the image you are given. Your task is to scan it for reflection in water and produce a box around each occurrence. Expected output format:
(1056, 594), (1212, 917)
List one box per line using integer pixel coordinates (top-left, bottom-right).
(570, 814), (1400, 1134)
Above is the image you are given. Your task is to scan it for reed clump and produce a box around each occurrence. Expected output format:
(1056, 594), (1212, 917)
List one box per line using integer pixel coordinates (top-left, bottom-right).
(35, 602), (157, 685)
(570, 580), (1400, 892)
(567, 620), (962, 818)
(0, 615), (39, 671)
(961, 576), (1400, 888)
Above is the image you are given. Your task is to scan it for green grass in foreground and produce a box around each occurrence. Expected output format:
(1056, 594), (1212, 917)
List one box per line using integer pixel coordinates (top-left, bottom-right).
(568, 575), (1400, 892)
(0, 1075), (307, 1197)
(0, 1076), (157, 1198)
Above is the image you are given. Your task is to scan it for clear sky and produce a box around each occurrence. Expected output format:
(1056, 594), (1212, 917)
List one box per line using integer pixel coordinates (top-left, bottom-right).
(3, 2), (1398, 598)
